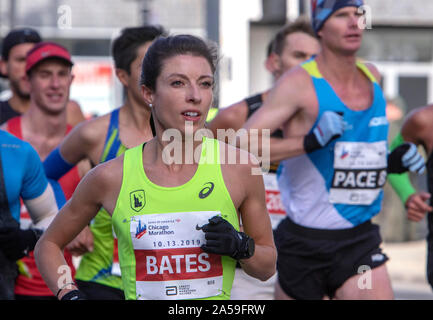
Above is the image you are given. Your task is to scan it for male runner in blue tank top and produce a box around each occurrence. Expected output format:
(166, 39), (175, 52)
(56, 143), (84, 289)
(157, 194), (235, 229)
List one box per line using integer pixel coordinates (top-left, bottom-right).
(243, 0), (425, 300)
(0, 130), (59, 299)
(208, 17), (321, 300)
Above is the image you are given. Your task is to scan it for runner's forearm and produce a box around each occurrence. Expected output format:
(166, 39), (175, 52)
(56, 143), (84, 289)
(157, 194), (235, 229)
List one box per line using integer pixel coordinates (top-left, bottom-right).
(388, 173), (416, 205)
(270, 136), (305, 163)
(43, 147), (74, 180)
(34, 238), (73, 298)
(239, 244), (276, 281)
(235, 132), (304, 164)
(23, 183), (57, 229)
(388, 133), (416, 204)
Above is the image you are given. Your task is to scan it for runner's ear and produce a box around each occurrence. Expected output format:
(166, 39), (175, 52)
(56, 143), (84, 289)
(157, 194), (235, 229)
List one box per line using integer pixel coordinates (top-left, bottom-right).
(0, 59), (7, 77)
(115, 68), (129, 87)
(140, 84), (154, 106)
(265, 52), (280, 77)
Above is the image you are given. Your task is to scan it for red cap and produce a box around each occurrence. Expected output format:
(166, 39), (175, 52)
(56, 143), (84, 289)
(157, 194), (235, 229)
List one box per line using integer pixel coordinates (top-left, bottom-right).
(26, 41), (73, 73)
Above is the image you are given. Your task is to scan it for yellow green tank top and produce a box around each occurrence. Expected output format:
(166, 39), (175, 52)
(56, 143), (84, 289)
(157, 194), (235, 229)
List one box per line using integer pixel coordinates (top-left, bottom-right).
(112, 137), (239, 300)
(75, 108), (126, 290)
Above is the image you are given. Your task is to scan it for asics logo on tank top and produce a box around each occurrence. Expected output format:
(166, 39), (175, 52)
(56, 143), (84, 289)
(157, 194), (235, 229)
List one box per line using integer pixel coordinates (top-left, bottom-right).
(198, 182), (214, 199)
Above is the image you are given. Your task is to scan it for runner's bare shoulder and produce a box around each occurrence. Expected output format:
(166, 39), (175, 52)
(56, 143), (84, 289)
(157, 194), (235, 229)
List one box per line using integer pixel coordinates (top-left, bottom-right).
(363, 62), (382, 83)
(210, 99), (249, 130)
(218, 140), (261, 175)
(83, 154), (124, 213)
(93, 154), (124, 183)
(269, 65), (315, 110)
(72, 112), (112, 148)
(402, 104), (433, 139)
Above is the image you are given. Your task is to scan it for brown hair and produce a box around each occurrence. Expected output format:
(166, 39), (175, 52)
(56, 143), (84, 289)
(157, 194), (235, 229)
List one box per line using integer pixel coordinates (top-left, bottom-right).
(140, 34), (218, 91)
(112, 25), (167, 74)
(272, 16), (316, 56)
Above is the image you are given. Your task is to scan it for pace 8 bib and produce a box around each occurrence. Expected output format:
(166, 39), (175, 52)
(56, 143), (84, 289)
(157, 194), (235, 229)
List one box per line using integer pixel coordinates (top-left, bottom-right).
(330, 141), (387, 205)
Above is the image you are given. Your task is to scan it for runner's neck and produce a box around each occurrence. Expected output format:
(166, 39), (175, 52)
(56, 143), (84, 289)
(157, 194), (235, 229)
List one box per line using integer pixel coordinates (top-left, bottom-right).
(8, 94), (30, 114)
(316, 50), (359, 86)
(22, 104), (68, 139)
(122, 97), (152, 132)
(146, 136), (204, 172)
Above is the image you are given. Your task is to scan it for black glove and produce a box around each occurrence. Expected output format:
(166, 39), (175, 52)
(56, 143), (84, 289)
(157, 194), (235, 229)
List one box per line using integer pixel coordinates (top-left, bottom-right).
(200, 216), (255, 260)
(304, 111), (344, 153)
(387, 142), (425, 174)
(60, 290), (86, 300)
(0, 227), (43, 261)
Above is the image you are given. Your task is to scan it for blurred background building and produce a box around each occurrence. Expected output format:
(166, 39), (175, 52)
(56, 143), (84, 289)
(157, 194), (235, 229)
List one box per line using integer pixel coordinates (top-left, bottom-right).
(1, 0), (431, 241)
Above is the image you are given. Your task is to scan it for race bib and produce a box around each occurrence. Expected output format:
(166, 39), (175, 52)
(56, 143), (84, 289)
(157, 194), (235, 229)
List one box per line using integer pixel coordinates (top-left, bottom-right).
(130, 211), (223, 300)
(111, 237), (121, 277)
(329, 141), (387, 205)
(263, 173), (286, 229)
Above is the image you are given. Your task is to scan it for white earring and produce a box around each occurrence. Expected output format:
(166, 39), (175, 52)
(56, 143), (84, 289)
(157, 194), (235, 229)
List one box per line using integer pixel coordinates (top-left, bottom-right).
(149, 103), (153, 108)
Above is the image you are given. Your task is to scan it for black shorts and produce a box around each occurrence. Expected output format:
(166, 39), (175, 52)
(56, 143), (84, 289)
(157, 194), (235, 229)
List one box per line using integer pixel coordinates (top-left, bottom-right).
(275, 217), (388, 300)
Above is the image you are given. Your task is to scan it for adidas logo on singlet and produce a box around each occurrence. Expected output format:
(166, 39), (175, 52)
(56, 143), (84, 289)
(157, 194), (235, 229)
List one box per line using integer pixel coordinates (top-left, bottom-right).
(368, 116), (388, 127)
(371, 253), (385, 262)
